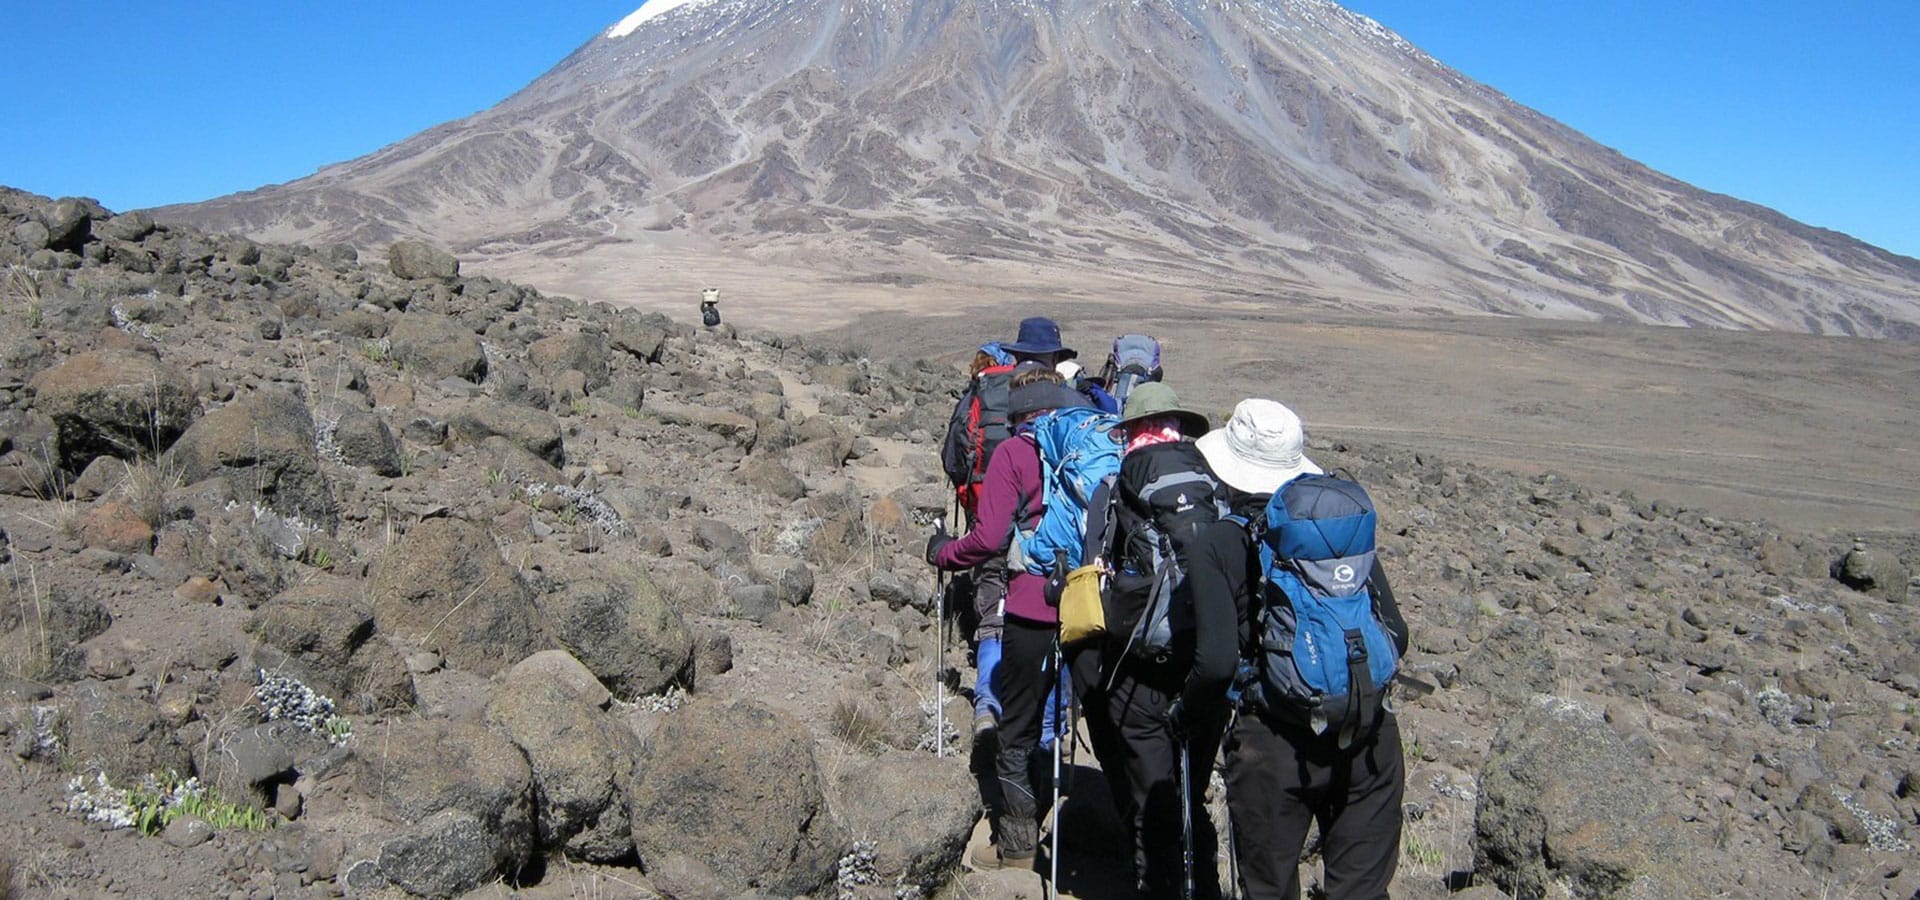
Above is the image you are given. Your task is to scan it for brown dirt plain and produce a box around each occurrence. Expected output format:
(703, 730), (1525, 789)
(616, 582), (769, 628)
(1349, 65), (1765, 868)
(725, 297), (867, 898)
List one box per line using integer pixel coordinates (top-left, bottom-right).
(491, 245), (1920, 539)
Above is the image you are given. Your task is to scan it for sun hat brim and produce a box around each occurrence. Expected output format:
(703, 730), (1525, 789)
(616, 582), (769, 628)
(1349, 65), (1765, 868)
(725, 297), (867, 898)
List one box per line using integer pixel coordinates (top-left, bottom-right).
(1195, 428), (1321, 495)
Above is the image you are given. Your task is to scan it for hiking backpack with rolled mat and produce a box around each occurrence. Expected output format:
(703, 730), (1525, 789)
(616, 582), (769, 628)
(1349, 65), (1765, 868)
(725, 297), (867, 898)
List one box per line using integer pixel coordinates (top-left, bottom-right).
(1245, 472), (1400, 745)
(1099, 333), (1162, 409)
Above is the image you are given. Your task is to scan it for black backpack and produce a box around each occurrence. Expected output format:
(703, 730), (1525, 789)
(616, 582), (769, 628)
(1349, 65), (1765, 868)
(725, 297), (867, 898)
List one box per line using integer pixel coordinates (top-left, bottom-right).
(1105, 442), (1229, 664)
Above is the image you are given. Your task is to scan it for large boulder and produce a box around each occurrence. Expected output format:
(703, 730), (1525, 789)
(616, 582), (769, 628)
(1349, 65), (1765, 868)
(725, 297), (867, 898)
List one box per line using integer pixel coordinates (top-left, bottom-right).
(609, 317), (670, 364)
(27, 349), (197, 470)
(541, 566), (694, 699)
(166, 389), (336, 526)
(344, 719), (534, 897)
(366, 517), (551, 677)
(0, 585), (109, 682)
(41, 197), (102, 252)
(248, 578), (373, 672)
(528, 331), (611, 390)
(327, 408), (402, 477)
(645, 399), (758, 449)
(1474, 695), (1725, 898)
(629, 699), (845, 896)
(485, 651), (641, 862)
(246, 578), (412, 713)
(448, 400), (565, 469)
(197, 719), (332, 810)
(387, 313), (485, 383)
(387, 240), (459, 281)
(0, 409), (60, 497)
(1834, 540), (1910, 603)
(63, 683), (193, 784)
(827, 750), (982, 891)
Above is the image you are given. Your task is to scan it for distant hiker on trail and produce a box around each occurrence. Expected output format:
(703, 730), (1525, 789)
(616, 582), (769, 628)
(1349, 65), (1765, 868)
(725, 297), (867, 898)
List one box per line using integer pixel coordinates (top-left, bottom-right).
(700, 287), (720, 327)
(1090, 382), (1244, 899)
(1095, 333), (1163, 411)
(1196, 399), (1410, 900)
(927, 369), (1091, 871)
(939, 317), (1081, 739)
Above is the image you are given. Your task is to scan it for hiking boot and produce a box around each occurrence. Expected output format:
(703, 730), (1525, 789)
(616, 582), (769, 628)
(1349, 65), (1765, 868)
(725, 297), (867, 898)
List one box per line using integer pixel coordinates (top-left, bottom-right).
(969, 840), (1036, 871)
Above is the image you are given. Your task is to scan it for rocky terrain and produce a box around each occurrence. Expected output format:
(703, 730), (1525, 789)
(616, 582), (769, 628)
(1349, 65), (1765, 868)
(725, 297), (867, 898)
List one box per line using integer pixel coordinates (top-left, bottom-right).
(3, 185), (1918, 900)
(158, 0), (1920, 339)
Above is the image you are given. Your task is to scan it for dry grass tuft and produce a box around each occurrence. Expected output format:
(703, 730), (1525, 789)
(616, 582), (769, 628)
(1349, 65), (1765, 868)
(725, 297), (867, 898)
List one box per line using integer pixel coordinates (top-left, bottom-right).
(828, 697), (890, 753)
(1, 563), (54, 682)
(117, 457), (185, 529)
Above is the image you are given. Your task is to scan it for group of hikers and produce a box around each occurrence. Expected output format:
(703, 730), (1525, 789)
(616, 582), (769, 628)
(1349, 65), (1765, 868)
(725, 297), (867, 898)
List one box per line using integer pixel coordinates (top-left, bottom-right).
(927, 317), (1409, 899)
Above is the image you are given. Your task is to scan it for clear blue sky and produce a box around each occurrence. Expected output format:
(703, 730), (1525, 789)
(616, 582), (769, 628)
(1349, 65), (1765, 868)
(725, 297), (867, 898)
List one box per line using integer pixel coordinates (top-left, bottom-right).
(3, 1), (1914, 259)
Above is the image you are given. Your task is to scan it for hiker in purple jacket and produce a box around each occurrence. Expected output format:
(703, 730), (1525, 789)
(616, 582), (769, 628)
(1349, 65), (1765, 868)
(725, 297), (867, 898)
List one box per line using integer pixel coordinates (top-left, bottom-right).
(926, 370), (1090, 870)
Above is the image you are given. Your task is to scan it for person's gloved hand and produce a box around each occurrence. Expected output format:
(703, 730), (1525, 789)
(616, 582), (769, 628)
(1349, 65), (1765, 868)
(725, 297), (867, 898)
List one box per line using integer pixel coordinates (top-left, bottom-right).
(924, 525), (953, 566)
(1166, 696), (1189, 738)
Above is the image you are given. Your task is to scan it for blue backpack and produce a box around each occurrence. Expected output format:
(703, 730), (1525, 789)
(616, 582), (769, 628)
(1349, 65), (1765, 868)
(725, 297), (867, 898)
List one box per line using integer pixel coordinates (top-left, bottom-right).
(1246, 473), (1399, 745)
(1020, 407), (1123, 578)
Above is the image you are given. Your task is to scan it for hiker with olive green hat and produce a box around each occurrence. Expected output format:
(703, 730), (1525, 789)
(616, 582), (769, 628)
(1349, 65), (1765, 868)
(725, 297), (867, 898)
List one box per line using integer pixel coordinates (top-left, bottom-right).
(1091, 381), (1251, 898)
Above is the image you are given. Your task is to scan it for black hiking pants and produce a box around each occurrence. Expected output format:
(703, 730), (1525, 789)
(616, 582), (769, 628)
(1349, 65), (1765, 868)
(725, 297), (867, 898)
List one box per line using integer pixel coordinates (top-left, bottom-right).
(1106, 661), (1228, 899)
(1223, 710), (1404, 900)
(990, 615), (1058, 857)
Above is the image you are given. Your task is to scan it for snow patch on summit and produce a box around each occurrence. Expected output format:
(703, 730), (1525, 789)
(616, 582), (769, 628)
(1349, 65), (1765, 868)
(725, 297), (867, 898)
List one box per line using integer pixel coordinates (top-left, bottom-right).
(608, 0), (716, 37)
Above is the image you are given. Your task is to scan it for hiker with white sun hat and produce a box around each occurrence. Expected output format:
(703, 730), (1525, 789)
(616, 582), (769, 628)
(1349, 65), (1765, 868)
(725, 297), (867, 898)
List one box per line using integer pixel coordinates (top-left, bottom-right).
(1192, 398), (1323, 495)
(1196, 397), (1411, 900)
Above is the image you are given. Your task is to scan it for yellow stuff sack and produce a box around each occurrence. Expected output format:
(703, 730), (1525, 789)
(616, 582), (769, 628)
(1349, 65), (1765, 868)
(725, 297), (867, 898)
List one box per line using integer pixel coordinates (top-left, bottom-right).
(1059, 563), (1107, 645)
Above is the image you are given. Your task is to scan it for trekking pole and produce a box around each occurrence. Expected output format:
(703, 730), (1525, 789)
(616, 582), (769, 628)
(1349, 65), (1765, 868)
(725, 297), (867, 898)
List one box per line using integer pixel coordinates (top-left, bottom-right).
(1047, 634), (1064, 899)
(1222, 730), (1242, 899)
(1178, 736), (1196, 900)
(932, 518), (947, 759)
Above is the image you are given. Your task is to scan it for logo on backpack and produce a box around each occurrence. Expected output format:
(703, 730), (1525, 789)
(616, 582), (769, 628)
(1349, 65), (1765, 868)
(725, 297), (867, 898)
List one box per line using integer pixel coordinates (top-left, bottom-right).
(1244, 473), (1400, 746)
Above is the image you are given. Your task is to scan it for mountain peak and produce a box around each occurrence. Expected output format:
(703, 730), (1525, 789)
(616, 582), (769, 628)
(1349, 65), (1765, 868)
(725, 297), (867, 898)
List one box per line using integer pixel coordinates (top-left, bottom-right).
(607, 0), (723, 37)
(159, 0), (1920, 338)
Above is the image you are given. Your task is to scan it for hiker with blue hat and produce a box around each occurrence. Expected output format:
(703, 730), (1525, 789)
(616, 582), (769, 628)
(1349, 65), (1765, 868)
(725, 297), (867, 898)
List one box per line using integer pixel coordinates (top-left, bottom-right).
(928, 363), (1090, 871)
(1001, 315), (1078, 364)
(938, 317), (1084, 744)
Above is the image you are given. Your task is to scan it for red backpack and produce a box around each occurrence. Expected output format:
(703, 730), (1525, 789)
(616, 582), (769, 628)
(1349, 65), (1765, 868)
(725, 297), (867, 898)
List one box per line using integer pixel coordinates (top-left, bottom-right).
(940, 360), (1017, 519)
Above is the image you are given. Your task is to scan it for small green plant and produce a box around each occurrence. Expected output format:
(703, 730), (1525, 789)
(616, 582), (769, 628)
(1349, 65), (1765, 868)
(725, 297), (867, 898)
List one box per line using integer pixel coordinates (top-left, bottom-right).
(486, 467), (507, 486)
(1404, 832), (1444, 869)
(556, 504), (579, 528)
(306, 546), (333, 569)
(359, 340), (390, 364)
(123, 773), (272, 836)
(324, 715), (353, 743)
(622, 404), (640, 419)
(569, 397), (590, 416)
